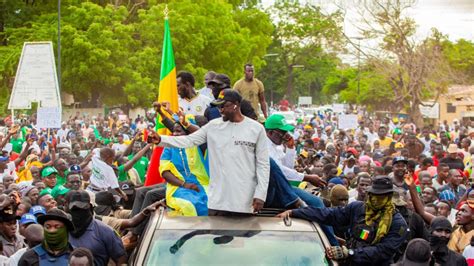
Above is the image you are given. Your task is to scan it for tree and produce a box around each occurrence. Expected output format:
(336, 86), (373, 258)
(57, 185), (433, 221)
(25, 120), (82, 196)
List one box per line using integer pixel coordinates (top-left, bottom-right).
(0, 0), (273, 114)
(339, 0), (454, 125)
(259, 0), (344, 105)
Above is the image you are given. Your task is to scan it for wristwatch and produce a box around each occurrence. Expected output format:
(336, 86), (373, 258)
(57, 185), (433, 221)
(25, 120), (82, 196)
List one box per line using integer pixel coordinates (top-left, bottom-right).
(348, 249), (355, 257)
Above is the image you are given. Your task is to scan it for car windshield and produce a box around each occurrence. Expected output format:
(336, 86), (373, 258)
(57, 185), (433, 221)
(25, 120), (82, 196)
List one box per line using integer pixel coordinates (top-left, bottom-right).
(144, 229), (330, 265)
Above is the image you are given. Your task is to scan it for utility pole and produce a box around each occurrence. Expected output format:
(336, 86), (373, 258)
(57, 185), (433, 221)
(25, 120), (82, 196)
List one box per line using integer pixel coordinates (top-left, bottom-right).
(57, 0), (61, 91)
(264, 53), (279, 106)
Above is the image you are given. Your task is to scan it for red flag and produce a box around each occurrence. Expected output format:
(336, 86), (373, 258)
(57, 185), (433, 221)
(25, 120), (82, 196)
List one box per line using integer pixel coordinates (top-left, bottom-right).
(144, 147), (165, 186)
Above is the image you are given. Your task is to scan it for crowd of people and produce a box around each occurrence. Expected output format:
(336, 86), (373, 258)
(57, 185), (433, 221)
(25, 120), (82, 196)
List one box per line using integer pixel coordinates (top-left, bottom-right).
(0, 63), (472, 265)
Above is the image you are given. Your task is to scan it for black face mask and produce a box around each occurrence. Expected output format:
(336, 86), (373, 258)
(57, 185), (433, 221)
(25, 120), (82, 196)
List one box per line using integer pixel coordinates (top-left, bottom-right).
(70, 208), (93, 238)
(429, 235), (450, 255)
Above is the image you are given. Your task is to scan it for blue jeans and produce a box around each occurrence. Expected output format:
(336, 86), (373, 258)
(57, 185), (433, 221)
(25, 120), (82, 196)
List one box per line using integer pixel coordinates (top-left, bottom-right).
(293, 188), (339, 246)
(265, 158), (299, 208)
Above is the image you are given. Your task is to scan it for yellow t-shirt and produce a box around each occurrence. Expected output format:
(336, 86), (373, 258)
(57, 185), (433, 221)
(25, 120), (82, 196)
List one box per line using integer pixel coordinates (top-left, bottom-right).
(233, 78), (264, 114)
(448, 226), (474, 254)
(377, 137), (394, 150)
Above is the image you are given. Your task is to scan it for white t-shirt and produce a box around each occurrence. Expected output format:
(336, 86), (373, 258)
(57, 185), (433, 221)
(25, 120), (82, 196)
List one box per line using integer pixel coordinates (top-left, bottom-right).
(112, 143), (127, 154)
(89, 153), (119, 190)
(160, 117), (270, 213)
(179, 94), (212, 116)
(57, 128), (69, 143)
(0, 162), (18, 182)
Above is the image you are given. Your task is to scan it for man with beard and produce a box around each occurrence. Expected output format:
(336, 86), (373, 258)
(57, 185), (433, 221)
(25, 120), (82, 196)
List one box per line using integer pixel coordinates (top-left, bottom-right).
(18, 209), (75, 266)
(66, 190), (126, 266)
(392, 156), (409, 190)
(277, 176), (408, 265)
(428, 216), (467, 265)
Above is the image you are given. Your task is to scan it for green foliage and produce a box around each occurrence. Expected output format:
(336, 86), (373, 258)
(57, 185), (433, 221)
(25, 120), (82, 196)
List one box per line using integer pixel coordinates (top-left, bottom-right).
(0, 0), (272, 114)
(257, 0), (344, 104)
(442, 39), (474, 83)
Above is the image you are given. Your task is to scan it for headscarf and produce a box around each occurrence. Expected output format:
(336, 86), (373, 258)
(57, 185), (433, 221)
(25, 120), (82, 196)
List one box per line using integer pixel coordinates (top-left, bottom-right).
(365, 193), (395, 244)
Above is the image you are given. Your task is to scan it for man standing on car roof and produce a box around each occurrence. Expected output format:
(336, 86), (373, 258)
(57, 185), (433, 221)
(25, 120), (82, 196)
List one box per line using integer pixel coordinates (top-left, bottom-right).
(278, 176), (408, 265)
(149, 89), (269, 216)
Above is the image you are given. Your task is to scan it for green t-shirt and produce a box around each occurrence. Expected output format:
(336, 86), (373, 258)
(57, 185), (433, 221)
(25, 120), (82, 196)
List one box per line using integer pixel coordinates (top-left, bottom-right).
(10, 138), (24, 154)
(118, 165), (128, 182)
(127, 155), (149, 183)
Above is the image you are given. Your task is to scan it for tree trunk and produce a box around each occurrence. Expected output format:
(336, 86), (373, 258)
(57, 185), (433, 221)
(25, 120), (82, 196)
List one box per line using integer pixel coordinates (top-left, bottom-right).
(410, 100), (423, 126)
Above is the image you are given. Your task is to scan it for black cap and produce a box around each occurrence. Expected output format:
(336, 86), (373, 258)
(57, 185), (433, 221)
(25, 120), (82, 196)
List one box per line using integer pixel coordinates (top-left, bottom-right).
(211, 89), (243, 106)
(392, 156), (408, 165)
(66, 190), (91, 210)
(208, 74), (231, 88)
(38, 208), (75, 232)
(367, 176), (394, 195)
(402, 238), (431, 266)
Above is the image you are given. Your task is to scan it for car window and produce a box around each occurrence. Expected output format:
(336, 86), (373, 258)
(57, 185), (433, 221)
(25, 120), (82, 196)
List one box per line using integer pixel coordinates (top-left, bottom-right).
(144, 229), (330, 265)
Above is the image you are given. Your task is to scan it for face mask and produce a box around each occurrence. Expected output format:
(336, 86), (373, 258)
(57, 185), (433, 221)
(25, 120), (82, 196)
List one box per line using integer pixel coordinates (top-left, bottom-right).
(70, 208), (93, 238)
(429, 235), (449, 254)
(44, 226), (68, 251)
(368, 194), (390, 210)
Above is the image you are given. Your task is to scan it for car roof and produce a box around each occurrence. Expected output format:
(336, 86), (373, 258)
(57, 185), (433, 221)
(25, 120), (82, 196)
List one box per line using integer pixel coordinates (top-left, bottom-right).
(157, 212), (316, 232)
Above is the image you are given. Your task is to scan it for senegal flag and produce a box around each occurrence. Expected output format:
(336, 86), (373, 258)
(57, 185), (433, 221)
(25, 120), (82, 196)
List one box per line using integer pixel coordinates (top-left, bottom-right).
(145, 16), (179, 186)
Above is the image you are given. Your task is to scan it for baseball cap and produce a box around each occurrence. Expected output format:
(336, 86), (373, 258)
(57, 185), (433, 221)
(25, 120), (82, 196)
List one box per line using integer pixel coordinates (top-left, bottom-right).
(208, 74), (231, 87)
(211, 89), (242, 106)
(68, 165), (82, 173)
(39, 187), (52, 196)
(20, 213), (37, 225)
(51, 185), (70, 199)
(41, 166), (58, 178)
(0, 156), (9, 162)
(392, 156), (408, 165)
(264, 114), (294, 132)
(67, 190), (91, 210)
(29, 205), (47, 216)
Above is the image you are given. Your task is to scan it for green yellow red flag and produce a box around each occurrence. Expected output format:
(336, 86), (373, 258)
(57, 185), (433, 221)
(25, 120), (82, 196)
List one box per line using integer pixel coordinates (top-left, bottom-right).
(145, 10), (178, 186)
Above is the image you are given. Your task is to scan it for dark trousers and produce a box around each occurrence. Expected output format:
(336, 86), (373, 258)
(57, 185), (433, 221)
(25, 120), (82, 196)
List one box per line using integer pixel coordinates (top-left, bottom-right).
(131, 183), (166, 235)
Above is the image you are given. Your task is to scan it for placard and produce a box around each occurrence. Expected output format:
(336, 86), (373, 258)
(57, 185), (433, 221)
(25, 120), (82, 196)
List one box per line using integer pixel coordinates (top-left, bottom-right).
(37, 107), (61, 129)
(8, 42), (61, 109)
(420, 102), (439, 119)
(338, 114), (358, 130)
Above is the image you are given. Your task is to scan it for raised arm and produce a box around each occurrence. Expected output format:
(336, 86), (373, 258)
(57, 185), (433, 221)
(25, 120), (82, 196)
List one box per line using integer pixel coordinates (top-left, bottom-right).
(121, 144), (152, 172)
(405, 173), (434, 224)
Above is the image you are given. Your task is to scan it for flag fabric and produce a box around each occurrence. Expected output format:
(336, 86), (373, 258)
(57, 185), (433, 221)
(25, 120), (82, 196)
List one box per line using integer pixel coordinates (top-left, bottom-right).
(359, 229), (370, 240)
(160, 147), (209, 216)
(145, 16), (179, 186)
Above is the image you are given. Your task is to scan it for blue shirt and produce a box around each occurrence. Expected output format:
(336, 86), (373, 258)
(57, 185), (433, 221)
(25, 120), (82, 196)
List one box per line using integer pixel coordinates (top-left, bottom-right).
(69, 219), (126, 266)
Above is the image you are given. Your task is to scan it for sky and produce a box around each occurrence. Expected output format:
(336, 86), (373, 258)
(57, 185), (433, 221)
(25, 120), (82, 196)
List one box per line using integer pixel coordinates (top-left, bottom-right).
(261, 0), (473, 62)
(261, 0), (474, 41)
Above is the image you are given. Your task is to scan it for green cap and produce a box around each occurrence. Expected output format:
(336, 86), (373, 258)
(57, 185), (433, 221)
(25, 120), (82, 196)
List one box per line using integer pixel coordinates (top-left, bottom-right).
(39, 187), (52, 196)
(264, 114), (294, 132)
(41, 166), (58, 178)
(51, 185), (70, 199)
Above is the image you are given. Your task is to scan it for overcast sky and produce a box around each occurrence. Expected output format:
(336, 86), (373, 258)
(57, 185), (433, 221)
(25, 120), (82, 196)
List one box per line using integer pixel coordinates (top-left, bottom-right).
(261, 0), (474, 41)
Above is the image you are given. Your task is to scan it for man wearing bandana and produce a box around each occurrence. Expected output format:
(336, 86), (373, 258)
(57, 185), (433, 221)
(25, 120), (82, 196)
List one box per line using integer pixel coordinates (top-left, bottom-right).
(18, 208), (75, 265)
(428, 216), (467, 266)
(278, 176), (408, 265)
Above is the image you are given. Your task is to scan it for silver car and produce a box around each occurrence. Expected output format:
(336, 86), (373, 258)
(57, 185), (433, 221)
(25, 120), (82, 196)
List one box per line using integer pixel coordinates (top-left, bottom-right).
(130, 207), (337, 265)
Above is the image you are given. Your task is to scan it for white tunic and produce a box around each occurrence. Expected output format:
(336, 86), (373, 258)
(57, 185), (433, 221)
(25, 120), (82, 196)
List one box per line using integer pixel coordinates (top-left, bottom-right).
(160, 117), (270, 213)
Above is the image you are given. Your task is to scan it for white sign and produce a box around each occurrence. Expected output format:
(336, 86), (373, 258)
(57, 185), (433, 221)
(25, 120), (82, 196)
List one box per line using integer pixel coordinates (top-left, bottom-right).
(37, 107), (61, 128)
(419, 102), (439, 119)
(338, 114), (358, 129)
(8, 42), (61, 109)
(332, 104), (345, 113)
(298, 96), (312, 105)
